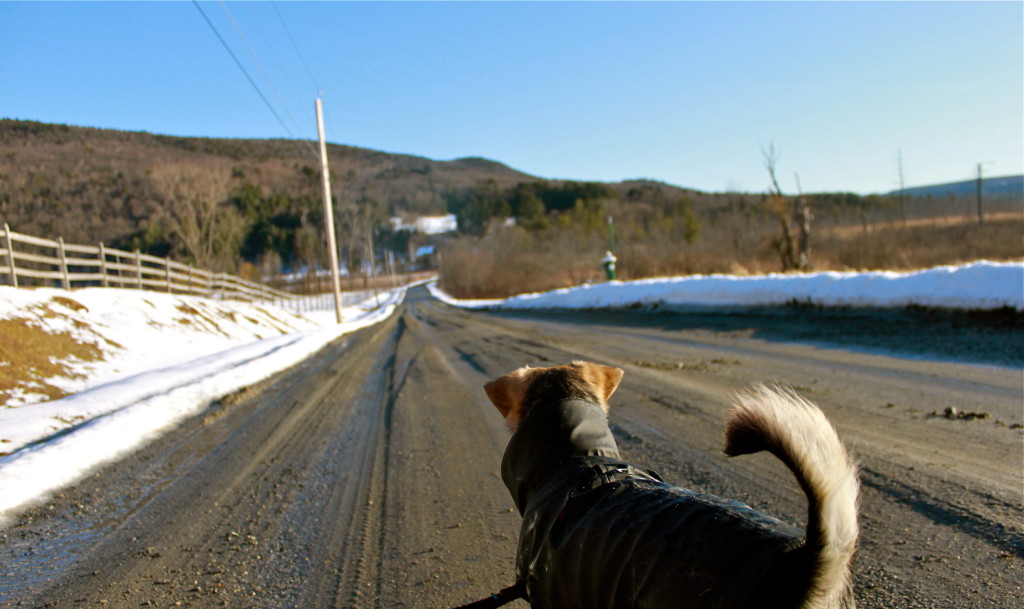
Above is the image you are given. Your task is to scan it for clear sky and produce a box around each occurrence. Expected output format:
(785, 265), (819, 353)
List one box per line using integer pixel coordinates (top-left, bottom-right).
(2, 1), (1021, 195)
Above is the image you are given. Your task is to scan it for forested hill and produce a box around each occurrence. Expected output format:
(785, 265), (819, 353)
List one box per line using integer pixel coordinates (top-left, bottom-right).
(7, 119), (1015, 291)
(0, 119), (539, 246)
(0, 119), (707, 277)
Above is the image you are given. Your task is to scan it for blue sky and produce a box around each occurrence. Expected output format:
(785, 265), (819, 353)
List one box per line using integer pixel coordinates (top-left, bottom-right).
(1, 1), (1021, 195)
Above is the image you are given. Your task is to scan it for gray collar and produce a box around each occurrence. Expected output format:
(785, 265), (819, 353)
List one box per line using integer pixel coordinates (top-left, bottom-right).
(501, 399), (620, 514)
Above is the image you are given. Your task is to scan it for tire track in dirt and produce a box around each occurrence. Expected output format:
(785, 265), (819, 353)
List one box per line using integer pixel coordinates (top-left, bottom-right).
(1, 286), (1019, 609)
(404, 292), (1023, 608)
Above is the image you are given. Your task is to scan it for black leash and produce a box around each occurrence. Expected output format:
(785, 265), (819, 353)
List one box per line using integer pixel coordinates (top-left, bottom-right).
(452, 582), (526, 609)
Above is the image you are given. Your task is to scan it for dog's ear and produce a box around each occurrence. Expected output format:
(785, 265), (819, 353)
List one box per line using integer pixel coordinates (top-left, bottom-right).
(484, 377), (515, 419)
(574, 361), (624, 406)
(484, 367), (536, 429)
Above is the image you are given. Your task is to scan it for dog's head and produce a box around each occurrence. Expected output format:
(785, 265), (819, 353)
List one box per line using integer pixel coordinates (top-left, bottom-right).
(484, 360), (624, 430)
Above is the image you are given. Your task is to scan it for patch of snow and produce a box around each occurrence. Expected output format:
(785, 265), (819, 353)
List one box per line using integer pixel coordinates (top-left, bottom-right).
(429, 261), (1024, 312)
(0, 284), (411, 526)
(389, 214), (458, 235)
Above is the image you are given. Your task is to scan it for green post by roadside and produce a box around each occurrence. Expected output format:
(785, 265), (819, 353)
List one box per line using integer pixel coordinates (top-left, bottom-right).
(603, 250), (617, 281)
(603, 216), (617, 280)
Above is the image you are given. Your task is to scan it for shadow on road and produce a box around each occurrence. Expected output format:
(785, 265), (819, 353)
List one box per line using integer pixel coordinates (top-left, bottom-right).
(482, 304), (1024, 367)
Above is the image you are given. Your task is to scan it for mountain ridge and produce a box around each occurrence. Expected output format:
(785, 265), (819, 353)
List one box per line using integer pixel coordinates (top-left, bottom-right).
(2, 118), (1018, 281)
(887, 175), (1023, 199)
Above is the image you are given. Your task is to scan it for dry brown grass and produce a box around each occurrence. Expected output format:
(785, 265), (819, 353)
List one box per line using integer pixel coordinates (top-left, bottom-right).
(817, 216), (1024, 271)
(439, 213), (1024, 299)
(0, 296), (123, 405)
(0, 317), (104, 404)
(438, 228), (611, 299)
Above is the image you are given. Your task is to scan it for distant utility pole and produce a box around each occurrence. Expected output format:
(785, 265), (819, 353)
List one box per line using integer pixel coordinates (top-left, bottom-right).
(976, 162), (985, 226)
(898, 149), (907, 225)
(316, 96), (344, 323)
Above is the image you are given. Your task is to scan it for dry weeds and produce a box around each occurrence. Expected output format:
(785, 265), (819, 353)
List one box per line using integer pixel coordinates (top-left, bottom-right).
(440, 213), (1024, 299)
(0, 316), (104, 404)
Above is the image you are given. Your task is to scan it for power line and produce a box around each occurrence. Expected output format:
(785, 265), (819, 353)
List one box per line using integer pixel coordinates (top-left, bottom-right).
(191, 0), (317, 161)
(217, 0), (313, 149)
(244, 1), (309, 124)
(270, 2), (342, 159)
(272, 1), (320, 94)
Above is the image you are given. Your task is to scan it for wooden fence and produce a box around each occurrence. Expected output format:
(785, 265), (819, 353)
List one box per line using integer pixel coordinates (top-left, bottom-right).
(1, 223), (300, 307)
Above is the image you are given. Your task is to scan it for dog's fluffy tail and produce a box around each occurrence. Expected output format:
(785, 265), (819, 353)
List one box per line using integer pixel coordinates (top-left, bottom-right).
(725, 384), (859, 609)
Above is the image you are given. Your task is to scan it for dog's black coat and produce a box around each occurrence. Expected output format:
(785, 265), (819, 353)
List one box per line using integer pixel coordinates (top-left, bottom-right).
(501, 399), (808, 609)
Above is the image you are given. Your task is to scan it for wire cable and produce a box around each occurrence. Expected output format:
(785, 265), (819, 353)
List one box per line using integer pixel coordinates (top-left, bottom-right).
(245, 2), (310, 126)
(217, 0), (316, 156)
(191, 0), (318, 161)
(270, 2), (341, 161)
(273, 1), (320, 94)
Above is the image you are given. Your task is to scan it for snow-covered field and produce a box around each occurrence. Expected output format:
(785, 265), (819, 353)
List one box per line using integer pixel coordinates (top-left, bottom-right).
(429, 261), (1024, 312)
(0, 284), (409, 525)
(0, 260), (1020, 525)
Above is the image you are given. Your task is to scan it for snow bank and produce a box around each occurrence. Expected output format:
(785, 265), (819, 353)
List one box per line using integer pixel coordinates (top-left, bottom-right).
(0, 285), (408, 526)
(429, 261), (1024, 312)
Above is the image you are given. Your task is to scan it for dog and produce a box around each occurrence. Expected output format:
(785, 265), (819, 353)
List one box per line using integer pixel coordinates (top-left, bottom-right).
(484, 361), (859, 609)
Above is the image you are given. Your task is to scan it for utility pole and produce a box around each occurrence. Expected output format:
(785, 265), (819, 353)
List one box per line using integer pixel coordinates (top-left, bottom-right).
(975, 163), (985, 226)
(316, 96), (344, 323)
(898, 149), (907, 225)
(387, 250), (397, 289)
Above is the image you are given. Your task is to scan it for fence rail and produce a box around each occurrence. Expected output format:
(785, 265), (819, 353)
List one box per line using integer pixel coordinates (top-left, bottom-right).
(1, 222), (301, 306)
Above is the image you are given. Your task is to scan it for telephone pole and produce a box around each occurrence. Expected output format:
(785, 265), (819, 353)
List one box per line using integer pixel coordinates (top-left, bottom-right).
(898, 149), (907, 225)
(316, 96), (344, 323)
(975, 163), (985, 226)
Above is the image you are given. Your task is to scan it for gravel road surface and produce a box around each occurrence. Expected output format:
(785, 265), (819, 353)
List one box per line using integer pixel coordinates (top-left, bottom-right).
(2, 286), (1021, 608)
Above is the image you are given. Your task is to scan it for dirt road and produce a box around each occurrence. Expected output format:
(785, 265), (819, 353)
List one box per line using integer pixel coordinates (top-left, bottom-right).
(2, 286), (1021, 608)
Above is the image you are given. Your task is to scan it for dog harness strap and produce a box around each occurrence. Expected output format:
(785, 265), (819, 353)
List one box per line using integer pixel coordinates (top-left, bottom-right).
(587, 462), (664, 489)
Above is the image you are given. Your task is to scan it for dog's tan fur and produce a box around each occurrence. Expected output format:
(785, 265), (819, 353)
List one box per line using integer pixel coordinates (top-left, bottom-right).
(484, 360), (623, 429)
(486, 360), (859, 609)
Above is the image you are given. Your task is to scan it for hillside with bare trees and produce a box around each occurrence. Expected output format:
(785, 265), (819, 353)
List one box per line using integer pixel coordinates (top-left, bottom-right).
(0, 119), (535, 277)
(437, 175), (1023, 298)
(2, 119), (1021, 296)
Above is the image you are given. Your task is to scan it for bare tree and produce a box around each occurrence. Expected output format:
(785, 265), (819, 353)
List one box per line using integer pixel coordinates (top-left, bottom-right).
(357, 196), (384, 289)
(150, 165), (244, 272)
(762, 144), (811, 271)
(793, 173), (812, 270)
(336, 196), (384, 289)
(336, 203), (360, 290)
(295, 220), (323, 293)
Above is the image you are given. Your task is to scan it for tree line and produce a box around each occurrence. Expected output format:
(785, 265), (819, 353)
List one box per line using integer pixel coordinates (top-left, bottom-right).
(0, 119), (530, 280)
(2, 120), (1020, 297)
(437, 171), (1023, 298)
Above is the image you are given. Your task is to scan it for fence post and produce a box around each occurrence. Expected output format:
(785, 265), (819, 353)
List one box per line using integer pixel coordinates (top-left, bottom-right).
(58, 237), (70, 289)
(0, 226), (291, 302)
(3, 223), (17, 288)
(98, 241), (109, 288)
(135, 250), (143, 289)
